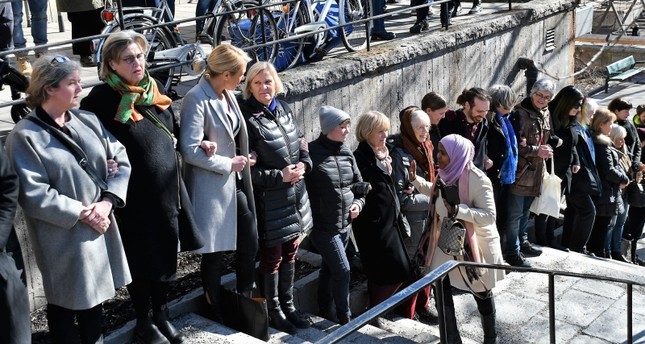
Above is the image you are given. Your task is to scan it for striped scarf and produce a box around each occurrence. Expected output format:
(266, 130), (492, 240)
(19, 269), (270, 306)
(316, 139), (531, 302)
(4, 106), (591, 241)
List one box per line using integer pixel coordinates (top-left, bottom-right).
(105, 70), (172, 124)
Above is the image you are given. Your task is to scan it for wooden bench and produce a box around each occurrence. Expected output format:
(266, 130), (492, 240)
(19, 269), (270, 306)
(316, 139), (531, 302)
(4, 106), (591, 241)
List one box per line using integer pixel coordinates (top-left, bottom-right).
(605, 55), (645, 93)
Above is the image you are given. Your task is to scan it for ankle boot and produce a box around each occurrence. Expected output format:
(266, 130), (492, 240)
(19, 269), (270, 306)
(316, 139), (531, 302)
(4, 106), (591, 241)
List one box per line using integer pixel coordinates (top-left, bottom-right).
(262, 271), (296, 334)
(481, 311), (498, 344)
(201, 253), (223, 323)
(278, 262), (312, 328)
(153, 305), (187, 344)
(134, 317), (170, 344)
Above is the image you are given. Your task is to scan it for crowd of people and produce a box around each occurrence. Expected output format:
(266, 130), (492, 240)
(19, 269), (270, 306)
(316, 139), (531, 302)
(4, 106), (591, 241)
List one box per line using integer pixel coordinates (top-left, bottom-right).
(1, 12), (645, 344)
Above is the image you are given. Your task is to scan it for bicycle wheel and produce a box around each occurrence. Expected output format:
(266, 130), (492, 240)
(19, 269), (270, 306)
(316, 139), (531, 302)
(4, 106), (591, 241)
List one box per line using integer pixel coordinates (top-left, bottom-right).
(214, 4), (279, 63)
(339, 0), (371, 52)
(272, 1), (309, 71)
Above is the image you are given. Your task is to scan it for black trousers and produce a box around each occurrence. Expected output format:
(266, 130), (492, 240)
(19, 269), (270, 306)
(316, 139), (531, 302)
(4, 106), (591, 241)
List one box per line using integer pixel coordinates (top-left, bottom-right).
(587, 215), (613, 256)
(561, 192), (596, 251)
(67, 8), (104, 57)
(623, 206), (645, 259)
(47, 303), (103, 344)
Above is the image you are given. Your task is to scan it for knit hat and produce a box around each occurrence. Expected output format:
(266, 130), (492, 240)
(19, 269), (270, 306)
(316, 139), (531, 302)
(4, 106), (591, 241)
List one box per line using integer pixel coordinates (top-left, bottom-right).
(319, 105), (351, 135)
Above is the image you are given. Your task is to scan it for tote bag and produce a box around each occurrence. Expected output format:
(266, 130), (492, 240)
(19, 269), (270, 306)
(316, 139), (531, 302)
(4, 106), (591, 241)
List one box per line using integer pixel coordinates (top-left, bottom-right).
(530, 158), (562, 218)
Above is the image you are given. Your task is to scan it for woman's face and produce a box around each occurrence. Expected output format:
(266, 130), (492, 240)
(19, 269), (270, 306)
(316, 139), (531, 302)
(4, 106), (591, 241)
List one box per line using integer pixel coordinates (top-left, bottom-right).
(600, 120), (612, 135)
(411, 115), (430, 143)
(640, 112), (645, 123)
(224, 63), (247, 91)
(249, 69), (275, 105)
(46, 70), (82, 110)
(615, 109), (630, 121)
(614, 136), (625, 149)
(109, 43), (146, 85)
(426, 106), (447, 125)
(436, 143), (451, 170)
(530, 90), (552, 110)
(326, 121), (350, 143)
(367, 126), (388, 149)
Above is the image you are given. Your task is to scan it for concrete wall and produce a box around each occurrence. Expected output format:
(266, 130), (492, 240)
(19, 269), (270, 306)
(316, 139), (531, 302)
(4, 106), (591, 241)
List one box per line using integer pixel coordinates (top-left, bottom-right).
(15, 0), (578, 311)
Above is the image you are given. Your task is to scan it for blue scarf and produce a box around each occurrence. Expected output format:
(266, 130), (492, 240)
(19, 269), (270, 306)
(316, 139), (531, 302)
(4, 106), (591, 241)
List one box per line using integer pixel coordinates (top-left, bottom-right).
(497, 112), (518, 185)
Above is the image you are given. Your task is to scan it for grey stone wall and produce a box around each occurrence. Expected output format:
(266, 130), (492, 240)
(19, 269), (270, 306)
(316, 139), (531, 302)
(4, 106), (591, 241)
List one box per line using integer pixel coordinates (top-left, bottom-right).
(16, 0), (577, 311)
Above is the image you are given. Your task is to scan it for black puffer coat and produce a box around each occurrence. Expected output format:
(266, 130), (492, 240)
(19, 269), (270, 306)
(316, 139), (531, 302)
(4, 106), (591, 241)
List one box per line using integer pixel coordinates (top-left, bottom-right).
(592, 132), (629, 216)
(306, 134), (366, 234)
(240, 97), (313, 247)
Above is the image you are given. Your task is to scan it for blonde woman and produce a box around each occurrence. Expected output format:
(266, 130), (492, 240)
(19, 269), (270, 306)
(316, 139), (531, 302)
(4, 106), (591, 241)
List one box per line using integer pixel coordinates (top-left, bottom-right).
(179, 44), (257, 322)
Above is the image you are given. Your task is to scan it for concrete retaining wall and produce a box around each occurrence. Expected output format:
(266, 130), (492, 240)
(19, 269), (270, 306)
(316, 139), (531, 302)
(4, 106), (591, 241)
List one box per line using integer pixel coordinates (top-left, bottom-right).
(15, 0), (578, 311)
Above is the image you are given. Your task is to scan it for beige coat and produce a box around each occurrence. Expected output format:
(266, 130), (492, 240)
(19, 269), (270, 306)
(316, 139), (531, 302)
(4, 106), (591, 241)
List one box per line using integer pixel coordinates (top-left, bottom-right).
(429, 167), (505, 293)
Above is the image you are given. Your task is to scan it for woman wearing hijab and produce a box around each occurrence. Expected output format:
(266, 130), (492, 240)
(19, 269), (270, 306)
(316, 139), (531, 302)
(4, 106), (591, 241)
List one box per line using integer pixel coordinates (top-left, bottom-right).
(428, 134), (504, 344)
(389, 106), (438, 324)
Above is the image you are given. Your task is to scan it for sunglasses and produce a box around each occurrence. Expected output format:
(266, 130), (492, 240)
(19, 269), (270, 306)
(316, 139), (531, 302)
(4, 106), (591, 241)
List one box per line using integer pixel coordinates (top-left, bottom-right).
(50, 56), (71, 66)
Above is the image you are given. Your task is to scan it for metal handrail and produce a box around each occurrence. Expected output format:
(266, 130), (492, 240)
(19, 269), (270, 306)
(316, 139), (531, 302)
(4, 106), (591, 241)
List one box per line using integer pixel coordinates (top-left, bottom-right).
(314, 260), (644, 344)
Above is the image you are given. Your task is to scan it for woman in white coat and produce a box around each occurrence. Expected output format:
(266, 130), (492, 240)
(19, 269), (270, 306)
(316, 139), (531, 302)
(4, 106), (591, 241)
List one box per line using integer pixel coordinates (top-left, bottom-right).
(6, 55), (131, 343)
(428, 134), (504, 344)
(179, 44), (257, 322)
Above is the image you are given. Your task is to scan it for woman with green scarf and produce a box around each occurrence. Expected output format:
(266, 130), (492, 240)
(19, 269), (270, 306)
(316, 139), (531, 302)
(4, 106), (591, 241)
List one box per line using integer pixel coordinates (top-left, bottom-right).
(81, 30), (203, 344)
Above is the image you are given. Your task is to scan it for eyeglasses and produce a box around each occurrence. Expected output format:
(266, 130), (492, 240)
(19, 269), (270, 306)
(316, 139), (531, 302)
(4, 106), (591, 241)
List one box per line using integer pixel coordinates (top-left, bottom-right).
(573, 102), (583, 109)
(534, 92), (552, 101)
(50, 56), (71, 66)
(120, 53), (145, 65)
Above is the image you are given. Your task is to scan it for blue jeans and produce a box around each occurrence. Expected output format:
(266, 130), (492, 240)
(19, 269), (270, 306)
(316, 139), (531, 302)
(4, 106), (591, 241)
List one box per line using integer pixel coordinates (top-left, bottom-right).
(504, 191), (534, 257)
(608, 196), (628, 252)
(371, 0), (386, 33)
(309, 229), (351, 319)
(195, 0), (217, 33)
(11, 0), (48, 56)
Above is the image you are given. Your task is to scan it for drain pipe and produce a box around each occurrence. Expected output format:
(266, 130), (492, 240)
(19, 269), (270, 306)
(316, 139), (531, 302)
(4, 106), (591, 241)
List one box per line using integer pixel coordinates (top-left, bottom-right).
(518, 57), (539, 95)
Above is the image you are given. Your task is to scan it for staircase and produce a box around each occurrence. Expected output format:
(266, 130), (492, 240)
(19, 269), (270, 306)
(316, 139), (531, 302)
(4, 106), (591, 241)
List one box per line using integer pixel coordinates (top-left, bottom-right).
(105, 243), (645, 344)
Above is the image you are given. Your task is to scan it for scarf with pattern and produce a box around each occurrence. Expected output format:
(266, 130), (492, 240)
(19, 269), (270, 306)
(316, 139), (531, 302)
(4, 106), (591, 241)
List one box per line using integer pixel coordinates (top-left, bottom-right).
(105, 70), (172, 124)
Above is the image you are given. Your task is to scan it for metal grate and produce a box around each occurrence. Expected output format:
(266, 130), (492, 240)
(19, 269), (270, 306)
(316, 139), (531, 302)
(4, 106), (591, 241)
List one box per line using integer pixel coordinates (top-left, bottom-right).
(545, 28), (556, 52)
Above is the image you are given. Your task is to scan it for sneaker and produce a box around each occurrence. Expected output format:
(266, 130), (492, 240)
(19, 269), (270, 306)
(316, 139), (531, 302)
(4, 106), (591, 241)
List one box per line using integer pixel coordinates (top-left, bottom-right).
(197, 33), (213, 45)
(505, 254), (531, 267)
(468, 4), (482, 14)
(520, 241), (543, 257)
(415, 307), (439, 325)
(17, 57), (32, 76)
(634, 255), (645, 266)
(451, 5), (462, 17)
(371, 31), (396, 41)
(409, 20), (429, 34)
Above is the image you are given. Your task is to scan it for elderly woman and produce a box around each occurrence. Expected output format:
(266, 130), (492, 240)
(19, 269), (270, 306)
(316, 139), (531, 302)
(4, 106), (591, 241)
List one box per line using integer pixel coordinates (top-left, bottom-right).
(429, 134), (504, 344)
(6, 55), (131, 343)
(352, 111), (417, 319)
(239, 61), (313, 334)
(80, 31), (202, 344)
(550, 87), (600, 253)
(179, 44), (257, 322)
(305, 105), (368, 325)
(504, 78), (561, 267)
(389, 106), (438, 324)
(587, 109), (629, 258)
(607, 124), (631, 262)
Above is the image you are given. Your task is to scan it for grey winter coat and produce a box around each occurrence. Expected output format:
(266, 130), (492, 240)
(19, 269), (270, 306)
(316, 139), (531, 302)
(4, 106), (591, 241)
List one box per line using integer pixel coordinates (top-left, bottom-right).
(6, 109), (132, 310)
(180, 77), (256, 254)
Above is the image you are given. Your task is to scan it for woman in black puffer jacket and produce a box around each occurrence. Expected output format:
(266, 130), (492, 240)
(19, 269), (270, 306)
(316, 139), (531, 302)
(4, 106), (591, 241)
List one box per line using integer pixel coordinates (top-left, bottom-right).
(306, 105), (369, 325)
(239, 62), (313, 334)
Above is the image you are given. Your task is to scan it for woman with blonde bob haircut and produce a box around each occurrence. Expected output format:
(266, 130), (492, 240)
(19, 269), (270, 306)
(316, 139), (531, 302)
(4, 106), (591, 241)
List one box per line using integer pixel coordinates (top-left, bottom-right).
(352, 111), (418, 320)
(179, 43), (257, 325)
(243, 62), (284, 99)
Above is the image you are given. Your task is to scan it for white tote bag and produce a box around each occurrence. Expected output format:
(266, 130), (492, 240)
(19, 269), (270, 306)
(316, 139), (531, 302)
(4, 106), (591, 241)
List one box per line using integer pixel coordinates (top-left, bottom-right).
(530, 158), (562, 218)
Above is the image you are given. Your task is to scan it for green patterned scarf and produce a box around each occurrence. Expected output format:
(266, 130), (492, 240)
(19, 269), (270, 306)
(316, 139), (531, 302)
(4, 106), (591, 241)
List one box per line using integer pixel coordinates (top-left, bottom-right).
(105, 70), (172, 124)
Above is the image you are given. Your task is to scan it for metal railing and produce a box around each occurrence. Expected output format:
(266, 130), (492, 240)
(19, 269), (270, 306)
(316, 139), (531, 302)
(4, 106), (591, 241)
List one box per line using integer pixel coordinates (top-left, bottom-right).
(314, 259), (644, 344)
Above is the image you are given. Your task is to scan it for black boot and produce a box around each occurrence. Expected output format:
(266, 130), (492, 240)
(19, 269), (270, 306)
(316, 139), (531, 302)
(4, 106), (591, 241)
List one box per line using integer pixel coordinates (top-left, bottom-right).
(443, 304), (462, 344)
(278, 262), (312, 328)
(481, 311), (498, 344)
(153, 305), (187, 344)
(134, 318), (170, 344)
(201, 252), (223, 323)
(262, 271), (296, 334)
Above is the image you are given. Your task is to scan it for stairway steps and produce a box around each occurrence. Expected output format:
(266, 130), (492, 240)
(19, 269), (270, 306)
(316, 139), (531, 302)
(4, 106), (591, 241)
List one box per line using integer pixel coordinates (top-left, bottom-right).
(377, 316), (441, 343)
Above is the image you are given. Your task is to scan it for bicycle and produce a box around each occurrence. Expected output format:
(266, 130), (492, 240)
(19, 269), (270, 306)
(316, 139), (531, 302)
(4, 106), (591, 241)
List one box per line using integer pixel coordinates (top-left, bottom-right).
(93, 0), (207, 97)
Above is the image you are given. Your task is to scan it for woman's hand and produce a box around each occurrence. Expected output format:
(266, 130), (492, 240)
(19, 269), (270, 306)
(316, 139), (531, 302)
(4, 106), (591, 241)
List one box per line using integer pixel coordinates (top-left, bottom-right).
(408, 160), (417, 182)
(349, 204), (360, 219)
(107, 159), (119, 179)
(200, 140), (217, 157)
(79, 200), (113, 234)
(282, 163), (305, 185)
(231, 155), (248, 172)
(571, 165), (580, 174)
(537, 145), (553, 159)
(249, 151), (258, 167)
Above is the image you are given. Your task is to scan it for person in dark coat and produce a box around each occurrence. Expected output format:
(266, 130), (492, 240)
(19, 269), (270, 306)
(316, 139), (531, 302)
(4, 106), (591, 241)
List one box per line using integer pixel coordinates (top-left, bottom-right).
(306, 105), (368, 325)
(0, 140), (30, 344)
(389, 106), (438, 324)
(550, 88), (601, 253)
(352, 110), (417, 319)
(240, 62), (313, 334)
(438, 87), (492, 172)
(588, 109), (629, 257)
(80, 31), (202, 344)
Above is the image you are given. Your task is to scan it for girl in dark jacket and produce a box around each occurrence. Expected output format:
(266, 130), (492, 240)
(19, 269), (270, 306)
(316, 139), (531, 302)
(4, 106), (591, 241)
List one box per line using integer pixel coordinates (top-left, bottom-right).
(306, 105), (368, 324)
(240, 62), (313, 334)
(352, 111), (417, 319)
(588, 109), (629, 257)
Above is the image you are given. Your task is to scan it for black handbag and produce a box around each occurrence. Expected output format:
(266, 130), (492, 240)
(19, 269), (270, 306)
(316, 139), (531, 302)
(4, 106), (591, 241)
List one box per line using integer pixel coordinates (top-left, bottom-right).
(220, 287), (269, 341)
(626, 180), (645, 208)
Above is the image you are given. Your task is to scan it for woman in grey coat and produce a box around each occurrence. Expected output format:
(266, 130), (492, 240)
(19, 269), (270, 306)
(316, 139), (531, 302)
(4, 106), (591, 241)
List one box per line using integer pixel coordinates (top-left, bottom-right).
(179, 44), (257, 322)
(6, 55), (131, 343)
